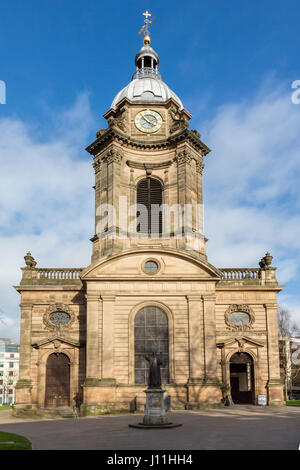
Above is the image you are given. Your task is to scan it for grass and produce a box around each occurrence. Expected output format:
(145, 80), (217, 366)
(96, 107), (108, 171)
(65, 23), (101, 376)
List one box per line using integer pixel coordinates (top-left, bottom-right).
(0, 432), (32, 450)
(286, 400), (300, 406)
(0, 405), (12, 410)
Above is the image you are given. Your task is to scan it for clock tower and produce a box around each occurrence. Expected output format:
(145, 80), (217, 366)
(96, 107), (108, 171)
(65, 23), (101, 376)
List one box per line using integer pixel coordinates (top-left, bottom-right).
(86, 16), (210, 263)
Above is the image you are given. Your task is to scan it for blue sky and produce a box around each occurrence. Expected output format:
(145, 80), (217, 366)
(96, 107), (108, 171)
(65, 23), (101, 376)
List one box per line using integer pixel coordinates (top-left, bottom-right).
(0, 0), (300, 340)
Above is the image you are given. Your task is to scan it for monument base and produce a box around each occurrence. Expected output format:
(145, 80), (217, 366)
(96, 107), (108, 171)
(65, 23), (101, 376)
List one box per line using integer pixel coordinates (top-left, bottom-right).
(129, 387), (182, 429)
(129, 422), (182, 429)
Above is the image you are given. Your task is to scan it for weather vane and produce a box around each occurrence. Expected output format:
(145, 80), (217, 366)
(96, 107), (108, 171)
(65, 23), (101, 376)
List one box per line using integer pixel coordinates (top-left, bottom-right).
(138, 10), (156, 44)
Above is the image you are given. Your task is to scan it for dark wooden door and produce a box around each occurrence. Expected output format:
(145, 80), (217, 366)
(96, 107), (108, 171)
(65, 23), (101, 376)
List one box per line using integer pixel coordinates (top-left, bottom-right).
(45, 353), (70, 408)
(230, 377), (239, 402)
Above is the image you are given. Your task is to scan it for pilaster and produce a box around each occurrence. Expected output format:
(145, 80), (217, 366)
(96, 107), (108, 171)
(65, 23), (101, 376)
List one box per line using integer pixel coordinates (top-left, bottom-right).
(202, 294), (218, 383)
(15, 302), (33, 405)
(186, 295), (204, 383)
(265, 303), (284, 404)
(85, 294), (100, 380)
(101, 295), (116, 383)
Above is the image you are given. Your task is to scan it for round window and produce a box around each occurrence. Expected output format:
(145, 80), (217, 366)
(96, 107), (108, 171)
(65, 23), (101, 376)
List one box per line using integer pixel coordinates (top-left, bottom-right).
(144, 260), (159, 274)
(229, 311), (250, 326)
(49, 311), (71, 326)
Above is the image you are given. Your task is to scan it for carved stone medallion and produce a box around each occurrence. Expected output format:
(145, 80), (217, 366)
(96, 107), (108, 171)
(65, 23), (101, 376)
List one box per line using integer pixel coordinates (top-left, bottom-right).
(43, 303), (75, 332)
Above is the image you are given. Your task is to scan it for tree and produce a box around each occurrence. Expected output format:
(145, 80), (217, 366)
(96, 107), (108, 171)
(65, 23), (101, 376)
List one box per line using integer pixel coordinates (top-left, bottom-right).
(278, 308), (300, 400)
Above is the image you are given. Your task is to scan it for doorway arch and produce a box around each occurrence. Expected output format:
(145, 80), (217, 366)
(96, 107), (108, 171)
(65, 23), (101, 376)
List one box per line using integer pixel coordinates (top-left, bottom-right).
(230, 352), (254, 404)
(45, 353), (70, 407)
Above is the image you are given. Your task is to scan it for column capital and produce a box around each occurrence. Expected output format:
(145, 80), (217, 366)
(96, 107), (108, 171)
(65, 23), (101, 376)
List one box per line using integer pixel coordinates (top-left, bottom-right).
(201, 294), (217, 302)
(186, 295), (202, 302)
(85, 294), (101, 302)
(106, 147), (123, 165)
(264, 303), (278, 309)
(19, 303), (33, 309)
(100, 295), (116, 302)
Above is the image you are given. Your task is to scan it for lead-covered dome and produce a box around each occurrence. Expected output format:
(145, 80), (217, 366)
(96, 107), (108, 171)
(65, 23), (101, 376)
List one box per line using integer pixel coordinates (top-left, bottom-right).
(111, 77), (183, 110)
(110, 38), (184, 111)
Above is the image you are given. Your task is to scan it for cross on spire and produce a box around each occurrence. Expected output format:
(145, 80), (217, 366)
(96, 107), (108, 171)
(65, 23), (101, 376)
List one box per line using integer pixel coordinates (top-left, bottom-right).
(143, 10), (151, 20)
(138, 10), (156, 44)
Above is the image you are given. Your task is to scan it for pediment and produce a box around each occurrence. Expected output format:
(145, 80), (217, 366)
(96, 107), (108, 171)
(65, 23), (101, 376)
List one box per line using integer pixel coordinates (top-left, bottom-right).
(81, 248), (221, 280)
(217, 336), (265, 348)
(32, 335), (80, 349)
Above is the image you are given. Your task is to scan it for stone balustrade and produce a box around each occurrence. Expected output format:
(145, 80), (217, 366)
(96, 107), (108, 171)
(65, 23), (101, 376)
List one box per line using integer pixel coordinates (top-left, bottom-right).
(21, 267), (84, 285)
(37, 268), (83, 281)
(20, 265), (277, 286)
(218, 267), (278, 286)
(219, 268), (260, 281)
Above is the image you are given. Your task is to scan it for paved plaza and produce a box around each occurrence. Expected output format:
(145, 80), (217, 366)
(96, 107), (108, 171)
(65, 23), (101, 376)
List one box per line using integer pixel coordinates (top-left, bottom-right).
(0, 406), (299, 450)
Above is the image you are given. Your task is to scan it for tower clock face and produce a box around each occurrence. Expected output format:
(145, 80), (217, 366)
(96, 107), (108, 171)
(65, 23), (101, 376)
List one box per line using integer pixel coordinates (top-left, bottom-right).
(135, 110), (162, 133)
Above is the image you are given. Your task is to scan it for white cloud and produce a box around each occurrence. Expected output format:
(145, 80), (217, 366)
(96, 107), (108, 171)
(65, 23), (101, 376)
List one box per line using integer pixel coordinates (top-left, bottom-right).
(0, 93), (95, 341)
(198, 83), (300, 327)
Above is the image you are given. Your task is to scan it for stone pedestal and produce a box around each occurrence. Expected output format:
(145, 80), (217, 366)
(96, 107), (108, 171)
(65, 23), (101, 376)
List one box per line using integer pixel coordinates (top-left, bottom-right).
(129, 388), (182, 429)
(143, 388), (167, 425)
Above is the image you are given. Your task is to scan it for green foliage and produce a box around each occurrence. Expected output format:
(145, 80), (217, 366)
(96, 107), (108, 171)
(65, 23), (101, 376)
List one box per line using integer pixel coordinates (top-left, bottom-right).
(0, 432), (32, 450)
(286, 400), (300, 406)
(0, 405), (12, 410)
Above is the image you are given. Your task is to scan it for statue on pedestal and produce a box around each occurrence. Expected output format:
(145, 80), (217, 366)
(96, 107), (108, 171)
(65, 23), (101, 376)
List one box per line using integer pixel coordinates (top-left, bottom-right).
(144, 352), (162, 389)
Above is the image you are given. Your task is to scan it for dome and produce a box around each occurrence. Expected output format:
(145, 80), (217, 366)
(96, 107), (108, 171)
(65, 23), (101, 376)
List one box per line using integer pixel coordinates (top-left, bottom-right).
(110, 32), (184, 111)
(111, 77), (184, 110)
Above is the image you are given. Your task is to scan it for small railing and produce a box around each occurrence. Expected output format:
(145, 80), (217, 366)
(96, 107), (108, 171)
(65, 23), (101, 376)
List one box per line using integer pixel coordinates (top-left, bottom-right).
(132, 67), (162, 80)
(37, 268), (84, 282)
(219, 268), (260, 282)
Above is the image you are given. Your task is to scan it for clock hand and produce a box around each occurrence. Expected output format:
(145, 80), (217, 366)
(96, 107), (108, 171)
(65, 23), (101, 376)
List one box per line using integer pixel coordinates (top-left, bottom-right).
(142, 115), (155, 127)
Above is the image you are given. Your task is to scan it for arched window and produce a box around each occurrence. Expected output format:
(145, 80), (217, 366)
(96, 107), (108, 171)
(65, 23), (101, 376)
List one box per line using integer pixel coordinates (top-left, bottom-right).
(137, 177), (162, 235)
(134, 306), (169, 384)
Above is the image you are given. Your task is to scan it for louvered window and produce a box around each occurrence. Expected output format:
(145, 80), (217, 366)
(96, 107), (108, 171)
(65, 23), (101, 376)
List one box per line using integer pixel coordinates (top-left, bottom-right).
(137, 178), (162, 235)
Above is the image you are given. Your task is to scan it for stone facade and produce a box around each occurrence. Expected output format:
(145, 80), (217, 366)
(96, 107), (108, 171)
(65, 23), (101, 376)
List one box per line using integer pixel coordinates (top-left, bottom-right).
(13, 34), (284, 417)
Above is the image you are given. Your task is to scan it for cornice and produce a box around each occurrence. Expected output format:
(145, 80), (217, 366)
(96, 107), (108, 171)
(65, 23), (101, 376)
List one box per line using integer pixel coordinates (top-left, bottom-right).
(126, 159), (173, 170)
(86, 127), (211, 157)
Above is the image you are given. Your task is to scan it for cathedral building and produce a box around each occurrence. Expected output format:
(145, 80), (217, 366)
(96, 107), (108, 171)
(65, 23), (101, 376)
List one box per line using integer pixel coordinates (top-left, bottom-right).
(14, 14), (283, 416)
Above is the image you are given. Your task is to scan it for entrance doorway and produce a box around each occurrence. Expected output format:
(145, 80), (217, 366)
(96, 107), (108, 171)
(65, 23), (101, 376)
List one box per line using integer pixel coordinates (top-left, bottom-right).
(45, 353), (70, 407)
(230, 352), (254, 404)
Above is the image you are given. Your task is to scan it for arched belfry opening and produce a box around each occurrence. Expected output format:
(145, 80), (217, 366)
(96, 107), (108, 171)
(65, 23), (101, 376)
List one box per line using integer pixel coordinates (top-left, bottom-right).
(136, 177), (163, 235)
(45, 353), (70, 408)
(230, 352), (254, 404)
(134, 306), (169, 384)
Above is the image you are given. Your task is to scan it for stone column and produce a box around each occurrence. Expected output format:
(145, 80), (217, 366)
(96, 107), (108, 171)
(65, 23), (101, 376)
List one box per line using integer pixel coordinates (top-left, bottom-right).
(185, 294), (221, 407)
(200, 294), (221, 404)
(82, 295), (116, 413)
(15, 302), (33, 406)
(106, 147), (123, 253)
(175, 148), (191, 246)
(202, 295), (218, 382)
(187, 295), (203, 383)
(84, 294), (100, 384)
(265, 303), (284, 404)
(101, 295), (116, 384)
(195, 158), (206, 255)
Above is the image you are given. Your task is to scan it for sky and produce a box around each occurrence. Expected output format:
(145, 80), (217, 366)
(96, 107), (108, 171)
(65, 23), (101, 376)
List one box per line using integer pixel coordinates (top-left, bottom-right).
(0, 0), (300, 341)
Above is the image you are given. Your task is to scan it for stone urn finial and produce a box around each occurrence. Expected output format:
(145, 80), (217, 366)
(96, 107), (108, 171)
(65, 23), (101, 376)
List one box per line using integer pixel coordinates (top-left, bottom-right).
(259, 252), (273, 269)
(24, 252), (37, 269)
(264, 252), (273, 267)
